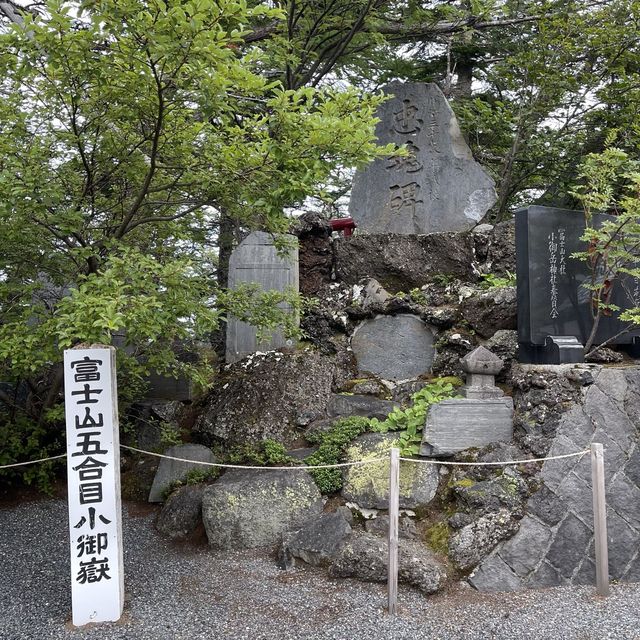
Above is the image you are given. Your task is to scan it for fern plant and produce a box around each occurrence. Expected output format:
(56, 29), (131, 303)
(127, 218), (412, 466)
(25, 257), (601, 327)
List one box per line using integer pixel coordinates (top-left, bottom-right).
(369, 378), (460, 455)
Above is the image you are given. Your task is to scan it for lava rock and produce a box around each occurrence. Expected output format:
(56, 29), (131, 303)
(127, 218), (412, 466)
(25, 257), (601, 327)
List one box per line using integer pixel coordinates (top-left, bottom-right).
(364, 514), (419, 539)
(193, 351), (335, 448)
(453, 469), (528, 514)
(342, 433), (439, 510)
(283, 511), (352, 567)
(449, 509), (520, 570)
(431, 330), (478, 378)
(333, 233), (477, 292)
(585, 347), (624, 363)
(460, 287), (517, 339)
(329, 534), (447, 595)
(485, 330), (519, 382)
(202, 469), (323, 550)
(156, 485), (205, 539)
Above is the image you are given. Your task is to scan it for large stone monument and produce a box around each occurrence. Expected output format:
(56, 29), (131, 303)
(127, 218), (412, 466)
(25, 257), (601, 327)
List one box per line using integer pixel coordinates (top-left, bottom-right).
(226, 231), (299, 364)
(516, 206), (640, 363)
(420, 347), (513, 456)
(349, 82), (497, 234)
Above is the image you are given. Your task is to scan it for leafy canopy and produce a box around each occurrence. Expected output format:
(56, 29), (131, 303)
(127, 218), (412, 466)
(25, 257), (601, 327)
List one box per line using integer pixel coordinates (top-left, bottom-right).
(0, 0), (392, 402)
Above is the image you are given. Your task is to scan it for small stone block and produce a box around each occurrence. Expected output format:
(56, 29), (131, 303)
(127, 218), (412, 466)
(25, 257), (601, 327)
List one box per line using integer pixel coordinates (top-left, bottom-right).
(421, 398), (514, 456)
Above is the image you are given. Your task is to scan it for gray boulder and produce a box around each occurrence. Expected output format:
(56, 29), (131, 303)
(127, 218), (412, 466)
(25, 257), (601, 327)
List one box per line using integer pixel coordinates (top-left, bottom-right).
(460, 287), (517, 339)
(284, 511), (352, 567)
(202, 469), (323, 550)
(333, 233), (476, 292)
(156, 484), (205, 539)
(449, 509), (520, 570)
(365, 514), (419, 540)
(342, 433), (439, 510)
(148, 443), (216, 503)
(326, 394), (398, 420)
(329, 534), (446, 595)
(193, 350), (335, 448)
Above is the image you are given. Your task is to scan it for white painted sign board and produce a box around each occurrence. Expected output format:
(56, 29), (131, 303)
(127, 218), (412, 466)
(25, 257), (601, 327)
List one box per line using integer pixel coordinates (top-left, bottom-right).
(64, 346), (124, 626)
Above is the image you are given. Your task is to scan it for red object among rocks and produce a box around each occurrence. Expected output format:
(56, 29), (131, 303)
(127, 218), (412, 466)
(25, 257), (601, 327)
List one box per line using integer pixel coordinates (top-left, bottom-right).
(329, 217), (356, 237)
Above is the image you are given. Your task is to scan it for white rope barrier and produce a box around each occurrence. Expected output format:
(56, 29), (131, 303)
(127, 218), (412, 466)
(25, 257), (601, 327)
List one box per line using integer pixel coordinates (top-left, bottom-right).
(120, 444), (386, 470)
(399, 449), (590, 466)
(0, 446), (592, 471)
(0, 453), (67, 469)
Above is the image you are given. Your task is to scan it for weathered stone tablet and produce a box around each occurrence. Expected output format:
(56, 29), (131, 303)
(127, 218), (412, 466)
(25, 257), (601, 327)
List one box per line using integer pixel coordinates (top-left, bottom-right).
(349, 82), (496, 234)
(350, 314), (435, 381)
(226, 231), (299, 364)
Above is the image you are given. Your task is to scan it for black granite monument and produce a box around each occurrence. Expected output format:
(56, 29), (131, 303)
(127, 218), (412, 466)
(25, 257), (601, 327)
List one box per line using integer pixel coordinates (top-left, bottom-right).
(516, 206), (640, 363)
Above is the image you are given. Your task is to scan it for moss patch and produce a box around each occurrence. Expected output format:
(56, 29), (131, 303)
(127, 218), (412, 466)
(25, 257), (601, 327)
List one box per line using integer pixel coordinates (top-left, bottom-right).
(425, 521), (451, 556)
(344, 436), (422, 500)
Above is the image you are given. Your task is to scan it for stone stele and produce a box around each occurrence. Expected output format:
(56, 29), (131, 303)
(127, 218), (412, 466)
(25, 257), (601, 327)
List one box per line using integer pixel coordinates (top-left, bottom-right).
(349, 82), (497, 234)
(350, 314), (435, 382)
(226, 231), (299, 364)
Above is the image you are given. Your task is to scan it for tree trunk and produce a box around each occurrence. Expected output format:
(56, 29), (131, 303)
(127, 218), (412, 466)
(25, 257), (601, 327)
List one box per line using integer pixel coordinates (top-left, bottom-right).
(454, 56), (474, 98)
(214, 211), (238, 359)
(217, 211), (236, 290)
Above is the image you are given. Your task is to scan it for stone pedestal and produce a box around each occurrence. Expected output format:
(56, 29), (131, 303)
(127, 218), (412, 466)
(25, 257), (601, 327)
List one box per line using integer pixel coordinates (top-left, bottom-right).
(420, 346), (514, 456)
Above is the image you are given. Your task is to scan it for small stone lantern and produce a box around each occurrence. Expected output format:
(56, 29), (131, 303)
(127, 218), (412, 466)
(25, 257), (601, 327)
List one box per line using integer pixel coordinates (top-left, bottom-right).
(461, 346), (505, 400)
(420, 345), (513, 457)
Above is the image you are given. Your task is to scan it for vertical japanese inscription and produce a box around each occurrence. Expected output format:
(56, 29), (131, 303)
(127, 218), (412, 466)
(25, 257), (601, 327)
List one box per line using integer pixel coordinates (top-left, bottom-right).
(64, 347), (124, 626)
(548, 231), (559, 319)
(386, 97), (429, 218)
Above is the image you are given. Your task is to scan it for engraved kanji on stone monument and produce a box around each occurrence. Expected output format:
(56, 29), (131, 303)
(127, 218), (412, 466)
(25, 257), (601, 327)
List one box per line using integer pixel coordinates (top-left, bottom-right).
(349, 82), (497, 234)
(226, 231), (299, 364)
(516, 206), (640, 363)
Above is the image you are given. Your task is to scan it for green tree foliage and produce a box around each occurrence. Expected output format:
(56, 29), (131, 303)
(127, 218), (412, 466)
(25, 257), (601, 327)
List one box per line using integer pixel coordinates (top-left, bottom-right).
(393, 0), (640, 217)
(247, 1), (640, 217)
(570, 147), (640, 352)
(369, 377), (460, 455)
(0, 0), (392, 480)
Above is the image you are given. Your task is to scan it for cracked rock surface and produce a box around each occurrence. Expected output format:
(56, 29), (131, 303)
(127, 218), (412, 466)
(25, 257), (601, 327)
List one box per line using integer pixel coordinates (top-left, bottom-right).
(470, 366), (640, 591)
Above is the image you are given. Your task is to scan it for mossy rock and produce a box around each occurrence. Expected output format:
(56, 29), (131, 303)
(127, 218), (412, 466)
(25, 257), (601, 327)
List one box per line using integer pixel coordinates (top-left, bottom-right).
(202, 469), (323, 550)
(341, 433), (440, 510)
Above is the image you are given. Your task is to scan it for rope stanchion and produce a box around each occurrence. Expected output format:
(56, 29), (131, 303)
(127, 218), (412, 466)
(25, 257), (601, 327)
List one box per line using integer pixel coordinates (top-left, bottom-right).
(0, 446), (591, 472)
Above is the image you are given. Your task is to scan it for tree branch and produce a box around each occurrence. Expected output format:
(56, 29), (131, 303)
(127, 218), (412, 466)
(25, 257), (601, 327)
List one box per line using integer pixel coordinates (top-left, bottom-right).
(114, 53), (165, 239)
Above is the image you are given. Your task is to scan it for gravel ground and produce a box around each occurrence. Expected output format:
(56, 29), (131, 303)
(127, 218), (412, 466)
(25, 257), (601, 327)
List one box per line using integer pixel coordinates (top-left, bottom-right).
(2, 498), (640, 640)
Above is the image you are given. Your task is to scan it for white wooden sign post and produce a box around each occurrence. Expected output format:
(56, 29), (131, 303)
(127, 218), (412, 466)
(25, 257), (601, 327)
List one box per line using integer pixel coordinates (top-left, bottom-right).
(64, 346), (124, 626)
(591, 442), (609, 597)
